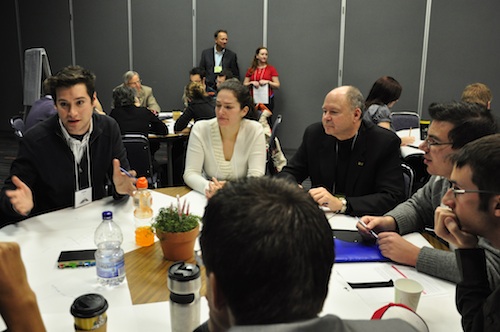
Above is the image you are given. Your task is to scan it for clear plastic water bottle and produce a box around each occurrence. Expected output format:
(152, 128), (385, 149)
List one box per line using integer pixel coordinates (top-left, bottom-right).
(94, 211), (125, 286)
(133, 177), (154, 247)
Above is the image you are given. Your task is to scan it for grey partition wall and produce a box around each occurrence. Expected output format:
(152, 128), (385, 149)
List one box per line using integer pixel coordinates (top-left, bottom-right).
(132, 0), (193, 112)
(73, 0), (129, 114)
(343, 0), (426, 113)
(423, 0), (500, 119)
(196, 0), (264, 80)
(268, 0), (342, 150)
(18, 0), (72, 74)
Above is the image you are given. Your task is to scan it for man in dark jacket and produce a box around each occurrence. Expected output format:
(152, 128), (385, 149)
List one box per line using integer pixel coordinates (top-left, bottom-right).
(0, 66), (136, 227)
(278, 85), (405, 216)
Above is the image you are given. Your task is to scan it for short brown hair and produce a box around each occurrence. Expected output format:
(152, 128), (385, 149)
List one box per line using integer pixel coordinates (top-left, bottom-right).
(461, 83), (492, 108)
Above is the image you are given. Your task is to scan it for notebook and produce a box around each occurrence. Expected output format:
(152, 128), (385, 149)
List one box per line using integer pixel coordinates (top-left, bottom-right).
(333, 230), (389, 263)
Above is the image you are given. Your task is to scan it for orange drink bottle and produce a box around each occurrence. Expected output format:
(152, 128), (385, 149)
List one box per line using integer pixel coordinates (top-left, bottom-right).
(133, 177), (154, 247)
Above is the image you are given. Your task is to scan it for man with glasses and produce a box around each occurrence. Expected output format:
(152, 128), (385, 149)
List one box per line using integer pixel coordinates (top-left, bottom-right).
(434, 134), (500, 331)
(358, 101), (498, 284)
(115, 71), (161, 114)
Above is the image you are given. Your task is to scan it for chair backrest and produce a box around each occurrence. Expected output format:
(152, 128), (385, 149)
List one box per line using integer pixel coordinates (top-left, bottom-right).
(391, 111), (420, 131)
(401, 162), (415, 199)
(10, 116), (25, 138)
(121, 134), (157, 187)
(266, 115), (282, 175)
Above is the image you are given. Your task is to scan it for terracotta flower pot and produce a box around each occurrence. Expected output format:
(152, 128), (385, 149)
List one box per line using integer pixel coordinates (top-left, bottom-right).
(156, 224), (200, 261)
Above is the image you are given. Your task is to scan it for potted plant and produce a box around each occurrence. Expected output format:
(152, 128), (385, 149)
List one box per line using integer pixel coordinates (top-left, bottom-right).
(152, 200), (201, 261)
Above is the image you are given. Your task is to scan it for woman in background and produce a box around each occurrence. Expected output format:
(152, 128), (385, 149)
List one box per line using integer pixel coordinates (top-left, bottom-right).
(175, 82), (215, 132)
(364, 76), (414, 146)
(244, 47), (280, 125)
(183, 80), (265, 198)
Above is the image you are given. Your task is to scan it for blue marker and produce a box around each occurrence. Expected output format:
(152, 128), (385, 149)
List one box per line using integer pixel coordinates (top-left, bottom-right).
(119, 167), (136, 179)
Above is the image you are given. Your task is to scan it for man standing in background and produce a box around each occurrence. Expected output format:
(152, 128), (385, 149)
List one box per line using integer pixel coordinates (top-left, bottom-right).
(199, 29), (240, 89)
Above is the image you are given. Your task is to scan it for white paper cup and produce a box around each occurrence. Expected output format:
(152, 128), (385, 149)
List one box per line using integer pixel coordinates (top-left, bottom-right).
(394, 278), (423, 311)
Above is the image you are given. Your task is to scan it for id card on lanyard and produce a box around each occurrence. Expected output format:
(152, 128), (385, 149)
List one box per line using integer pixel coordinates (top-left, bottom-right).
(74, 147), (92, 209)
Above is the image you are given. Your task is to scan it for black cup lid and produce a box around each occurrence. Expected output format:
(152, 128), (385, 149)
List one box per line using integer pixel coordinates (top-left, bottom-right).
(70, 293), (108, 318)
(168, 261), (200, 281)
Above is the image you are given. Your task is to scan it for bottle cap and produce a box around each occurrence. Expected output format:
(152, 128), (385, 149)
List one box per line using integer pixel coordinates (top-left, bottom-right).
(102, 211), (113, 220)
(136, 177), (148, 189)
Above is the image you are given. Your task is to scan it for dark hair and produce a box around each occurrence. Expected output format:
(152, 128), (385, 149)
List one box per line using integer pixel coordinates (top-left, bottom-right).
(112, 85), (136, 107)
(249, 46), (269, 74)
(365, 76), (402, 109)
(200, 177), (334, 325)
(214, 29), (228, 38)
(47, 65), (96, 100)
(428, 101), (497, 149)
(346, 86), (366, 114)
(189, 67), (206, 80)
(451, 134), (500, 211)
(217, 69), (233, 79)
(217, 80), (259, 120)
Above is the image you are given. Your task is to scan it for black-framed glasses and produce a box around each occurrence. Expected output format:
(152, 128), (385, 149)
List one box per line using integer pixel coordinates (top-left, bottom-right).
(423, 137), (453, 149)
(448, 186), (500, 198)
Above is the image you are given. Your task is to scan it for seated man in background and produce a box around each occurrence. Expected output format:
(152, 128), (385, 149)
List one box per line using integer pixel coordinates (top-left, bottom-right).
(359, 102), (499, 286)
(277, 85), (405, 216)
(189, 67), (217, 98)
(461, 82), (492, 110)
(116, 71), (161, 114)
(216, 69), (233, 91)
(197, 177), (418, 332)
(434, 134), (500, 332)
(24, 79), (56, 131)
(0, 242), (46, 331)
(0, 65), (136, 227)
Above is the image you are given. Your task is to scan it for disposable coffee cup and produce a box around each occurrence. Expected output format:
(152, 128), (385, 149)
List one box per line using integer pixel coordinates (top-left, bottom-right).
(394, 278), (423, 311)
(70, 293), (108, 331)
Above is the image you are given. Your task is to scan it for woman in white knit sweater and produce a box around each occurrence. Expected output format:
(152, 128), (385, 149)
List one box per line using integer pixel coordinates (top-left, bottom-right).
(183, 80), (266, 198)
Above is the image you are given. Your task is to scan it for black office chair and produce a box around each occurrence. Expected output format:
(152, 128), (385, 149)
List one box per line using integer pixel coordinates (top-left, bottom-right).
(401, 162), (415, 199)
(121, 134), (159, 188)
(391, 111), (420, 131)
(10, 116), (25, 139)
(266, 114), (282, 175)
(403, 154), (430, 193)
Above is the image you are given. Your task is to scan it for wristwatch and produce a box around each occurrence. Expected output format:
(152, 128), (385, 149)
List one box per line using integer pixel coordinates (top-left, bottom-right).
(338, 197), (347, 214)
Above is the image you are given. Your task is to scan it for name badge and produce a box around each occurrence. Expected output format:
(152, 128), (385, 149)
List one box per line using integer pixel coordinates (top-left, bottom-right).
(74, 187), (92, 209)
(214, 66), (222, 74)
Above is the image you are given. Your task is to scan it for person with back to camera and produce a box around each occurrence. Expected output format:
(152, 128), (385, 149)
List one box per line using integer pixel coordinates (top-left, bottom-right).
(243, 47), (280, 126)
(194, 176), (420, 332)
(175, 82), (216, 132)
(183, 80), (265, 199)
(364, 76), (415, 146)
(358, 102), (500, 286)
(110, 85), (167, 137)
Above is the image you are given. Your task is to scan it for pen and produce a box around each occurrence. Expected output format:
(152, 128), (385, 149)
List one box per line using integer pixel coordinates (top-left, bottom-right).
(357, 218), (379, 239)
(119, 167), (135, 179)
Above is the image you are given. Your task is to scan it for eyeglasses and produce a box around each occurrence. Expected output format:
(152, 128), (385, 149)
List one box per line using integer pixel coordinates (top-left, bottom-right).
(447, 184), (500, 198)
(422, 137), (453, 149)
(127, 79), (142, 86)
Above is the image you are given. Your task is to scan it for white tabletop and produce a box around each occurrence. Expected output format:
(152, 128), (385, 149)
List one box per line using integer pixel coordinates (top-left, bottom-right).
(0, 191), (461, 331)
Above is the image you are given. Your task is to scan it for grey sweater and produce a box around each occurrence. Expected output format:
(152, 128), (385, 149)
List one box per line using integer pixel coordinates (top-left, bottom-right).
(386, 175), (500, 288)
